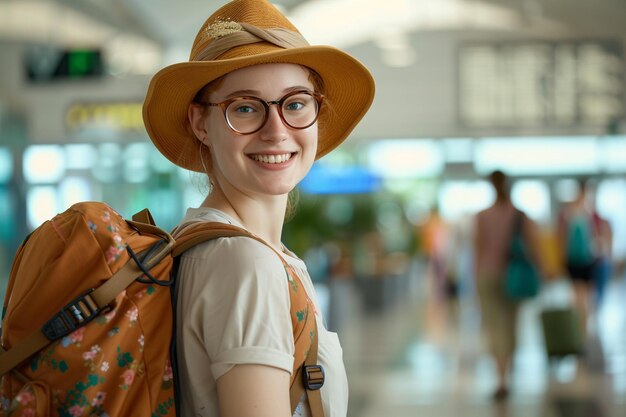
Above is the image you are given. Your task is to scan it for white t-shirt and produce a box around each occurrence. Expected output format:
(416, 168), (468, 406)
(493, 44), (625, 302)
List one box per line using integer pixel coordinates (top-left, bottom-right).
(174, 207), (348, 417)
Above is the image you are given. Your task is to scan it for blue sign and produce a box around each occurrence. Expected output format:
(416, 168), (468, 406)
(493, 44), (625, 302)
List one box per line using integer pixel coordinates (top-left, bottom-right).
(299, 164), (381, 194)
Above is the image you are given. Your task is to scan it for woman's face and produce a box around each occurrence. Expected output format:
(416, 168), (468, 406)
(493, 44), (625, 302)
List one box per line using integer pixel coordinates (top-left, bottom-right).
(193, 63), (318, 199)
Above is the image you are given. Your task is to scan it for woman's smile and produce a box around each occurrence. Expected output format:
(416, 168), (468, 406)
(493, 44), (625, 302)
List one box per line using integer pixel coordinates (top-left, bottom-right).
(247, 151), (298, 172)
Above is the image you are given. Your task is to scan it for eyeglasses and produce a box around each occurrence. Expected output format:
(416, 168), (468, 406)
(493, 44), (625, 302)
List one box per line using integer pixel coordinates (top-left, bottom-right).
(199, 90), (324, 135)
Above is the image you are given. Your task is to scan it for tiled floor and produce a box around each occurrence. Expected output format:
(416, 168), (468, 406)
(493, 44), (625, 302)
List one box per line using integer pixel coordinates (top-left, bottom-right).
(318, 262), (626, 417)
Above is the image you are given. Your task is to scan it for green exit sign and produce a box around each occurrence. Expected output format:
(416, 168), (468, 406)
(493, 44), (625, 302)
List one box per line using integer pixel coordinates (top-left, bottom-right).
(25, 47), (104, 82)
(67, 50), (99, 77)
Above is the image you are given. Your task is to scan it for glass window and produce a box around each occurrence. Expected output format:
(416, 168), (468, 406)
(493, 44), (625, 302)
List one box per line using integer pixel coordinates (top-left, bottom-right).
(23, 145), (65, 183)
(150, 147), (177, 173)
(59, 176), (93, 208)
(92, 143), (122, 183)
(601, 136), (626, 173)
(438, 180), (492, 221)
(148, 189), (181, 231)
(475, 137), (598, 175)
(511, 180), (551, 223)
(0, 148), (12, 183)
(554, 178), (580, 202)
(0, 188), (15, 240)
(124, 142), (150, 183)
(65, 144), (97, 170)
(317, 146), (357, 167)
(442, 138), (474, 163)
(27, 186), (59, 230)
(368, 139), (443, 178)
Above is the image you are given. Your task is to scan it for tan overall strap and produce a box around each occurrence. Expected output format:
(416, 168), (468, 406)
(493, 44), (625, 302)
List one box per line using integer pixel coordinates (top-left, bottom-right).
(173, 221), (324, 416)
(0, 221), (174, 377)
(171, 222), (255, 257)
(289, 327), (323, 417)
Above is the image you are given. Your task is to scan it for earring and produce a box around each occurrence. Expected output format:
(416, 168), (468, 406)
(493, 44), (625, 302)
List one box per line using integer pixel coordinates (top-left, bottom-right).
(199, 140), (210, 175)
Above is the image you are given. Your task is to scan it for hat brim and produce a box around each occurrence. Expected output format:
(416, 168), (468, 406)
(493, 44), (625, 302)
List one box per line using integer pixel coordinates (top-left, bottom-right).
(143, 46), (375, 172)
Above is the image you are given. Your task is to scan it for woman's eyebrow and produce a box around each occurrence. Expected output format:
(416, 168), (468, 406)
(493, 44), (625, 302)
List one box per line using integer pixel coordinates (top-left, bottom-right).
(222, 85), (313, 99)
(283, 85), (312, 93)
(223, 89), (261, 98)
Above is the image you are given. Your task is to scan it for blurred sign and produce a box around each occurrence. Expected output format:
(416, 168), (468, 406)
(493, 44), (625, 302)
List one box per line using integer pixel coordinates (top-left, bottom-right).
(25, 46), (103, 82)
(459, 40), (625, 127)
(65, 102), (144, 132)
(300, 164), (381, 194)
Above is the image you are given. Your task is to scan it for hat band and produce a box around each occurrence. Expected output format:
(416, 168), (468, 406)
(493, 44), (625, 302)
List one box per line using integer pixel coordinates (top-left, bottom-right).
(194, 22), (310, 62)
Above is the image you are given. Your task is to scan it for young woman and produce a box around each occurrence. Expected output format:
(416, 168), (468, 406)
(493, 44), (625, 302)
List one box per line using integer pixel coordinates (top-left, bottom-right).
(557, 178), (602, 337)
(142, 1), (374, 416)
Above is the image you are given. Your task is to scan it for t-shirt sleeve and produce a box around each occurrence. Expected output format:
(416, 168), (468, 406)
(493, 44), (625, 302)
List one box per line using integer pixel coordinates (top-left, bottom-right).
(178, 236), (294, 380)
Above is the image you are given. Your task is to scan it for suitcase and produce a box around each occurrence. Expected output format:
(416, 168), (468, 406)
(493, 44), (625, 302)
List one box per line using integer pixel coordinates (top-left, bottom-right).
(540, 308), (584, 357)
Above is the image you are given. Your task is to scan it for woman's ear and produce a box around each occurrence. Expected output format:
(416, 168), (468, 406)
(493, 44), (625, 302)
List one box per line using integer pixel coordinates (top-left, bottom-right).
(188, 104), (209, 145)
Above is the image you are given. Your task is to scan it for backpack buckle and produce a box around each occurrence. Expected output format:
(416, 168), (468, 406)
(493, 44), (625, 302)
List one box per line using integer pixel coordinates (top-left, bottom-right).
(302, 364), (325, 390)
(42, 289), (104, 341)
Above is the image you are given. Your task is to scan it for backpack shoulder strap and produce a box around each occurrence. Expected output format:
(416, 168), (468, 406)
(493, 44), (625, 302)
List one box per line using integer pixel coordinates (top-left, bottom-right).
(173, 221), (324, 417)
(171, 221), (253, 256)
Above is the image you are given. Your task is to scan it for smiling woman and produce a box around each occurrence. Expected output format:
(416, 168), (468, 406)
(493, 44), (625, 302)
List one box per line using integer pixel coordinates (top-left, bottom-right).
(141, 1), (374, 417)
(189, 63), (319, 200)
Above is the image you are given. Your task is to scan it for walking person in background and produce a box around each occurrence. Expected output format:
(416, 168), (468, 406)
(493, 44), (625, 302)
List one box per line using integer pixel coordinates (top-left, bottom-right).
(142, 0), (374, 415)
(420, 206), (451, 301)
(557, 178), (602, 337)
(473, 170), (542, 401)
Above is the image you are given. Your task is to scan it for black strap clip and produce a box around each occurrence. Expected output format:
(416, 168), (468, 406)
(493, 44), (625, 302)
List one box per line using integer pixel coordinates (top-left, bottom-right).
(302, 364), (325, 390)
(41, 289), (105, 341)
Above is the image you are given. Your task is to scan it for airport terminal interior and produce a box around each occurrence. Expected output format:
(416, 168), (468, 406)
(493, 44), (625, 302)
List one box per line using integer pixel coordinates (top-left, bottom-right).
(1, 0), (626, 416)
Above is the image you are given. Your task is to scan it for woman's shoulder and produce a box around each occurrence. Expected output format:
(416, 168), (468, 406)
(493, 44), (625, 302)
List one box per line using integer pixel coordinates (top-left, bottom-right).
(180, 206), (238, 225)
(177, 235), (292, 307)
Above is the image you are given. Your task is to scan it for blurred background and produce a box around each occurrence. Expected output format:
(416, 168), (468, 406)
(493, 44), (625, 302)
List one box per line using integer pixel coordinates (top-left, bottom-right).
(1, 0), (625, 416)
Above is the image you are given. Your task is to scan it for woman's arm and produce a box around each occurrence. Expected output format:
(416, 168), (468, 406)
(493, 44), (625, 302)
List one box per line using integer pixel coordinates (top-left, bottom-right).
(217, 364), (292, 417)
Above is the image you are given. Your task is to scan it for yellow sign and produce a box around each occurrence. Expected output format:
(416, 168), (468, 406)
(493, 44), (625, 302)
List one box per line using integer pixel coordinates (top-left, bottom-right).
(66, 102), (144, 132)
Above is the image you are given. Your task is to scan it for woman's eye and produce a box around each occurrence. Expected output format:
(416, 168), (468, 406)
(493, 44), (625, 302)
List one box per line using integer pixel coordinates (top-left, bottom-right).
(234, 105), (256, 114)
(285, 101), (305, 111)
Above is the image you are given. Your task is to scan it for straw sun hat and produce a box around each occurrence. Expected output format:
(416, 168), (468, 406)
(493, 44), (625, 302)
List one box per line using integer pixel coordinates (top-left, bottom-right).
(143, 0), (375, 172)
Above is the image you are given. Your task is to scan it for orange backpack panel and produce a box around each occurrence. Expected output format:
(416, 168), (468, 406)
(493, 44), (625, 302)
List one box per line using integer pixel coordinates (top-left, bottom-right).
(1, 202), (176, 416)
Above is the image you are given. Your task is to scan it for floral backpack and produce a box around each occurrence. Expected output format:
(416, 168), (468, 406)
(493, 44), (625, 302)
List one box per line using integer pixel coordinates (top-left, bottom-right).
(0, 202), (325, 417)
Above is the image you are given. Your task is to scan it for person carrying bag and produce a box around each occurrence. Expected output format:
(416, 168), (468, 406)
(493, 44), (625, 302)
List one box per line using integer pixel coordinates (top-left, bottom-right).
(504, 210), (542, 300)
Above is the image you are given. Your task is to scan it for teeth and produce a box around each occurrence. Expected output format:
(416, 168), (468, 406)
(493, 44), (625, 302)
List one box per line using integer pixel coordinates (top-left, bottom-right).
(252, 153), (292, 164)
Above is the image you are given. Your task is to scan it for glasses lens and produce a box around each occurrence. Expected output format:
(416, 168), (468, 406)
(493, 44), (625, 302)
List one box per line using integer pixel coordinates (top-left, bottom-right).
(225, 98), (266, 134)
(281, 93), (319, 129)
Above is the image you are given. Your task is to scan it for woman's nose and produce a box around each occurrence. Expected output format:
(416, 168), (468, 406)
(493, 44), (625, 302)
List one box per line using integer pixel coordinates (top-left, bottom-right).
(259, 105), (288, 142)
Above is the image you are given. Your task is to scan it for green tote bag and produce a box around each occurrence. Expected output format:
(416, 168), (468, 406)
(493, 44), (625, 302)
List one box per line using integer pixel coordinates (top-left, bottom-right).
(504, 212), (541, 300)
